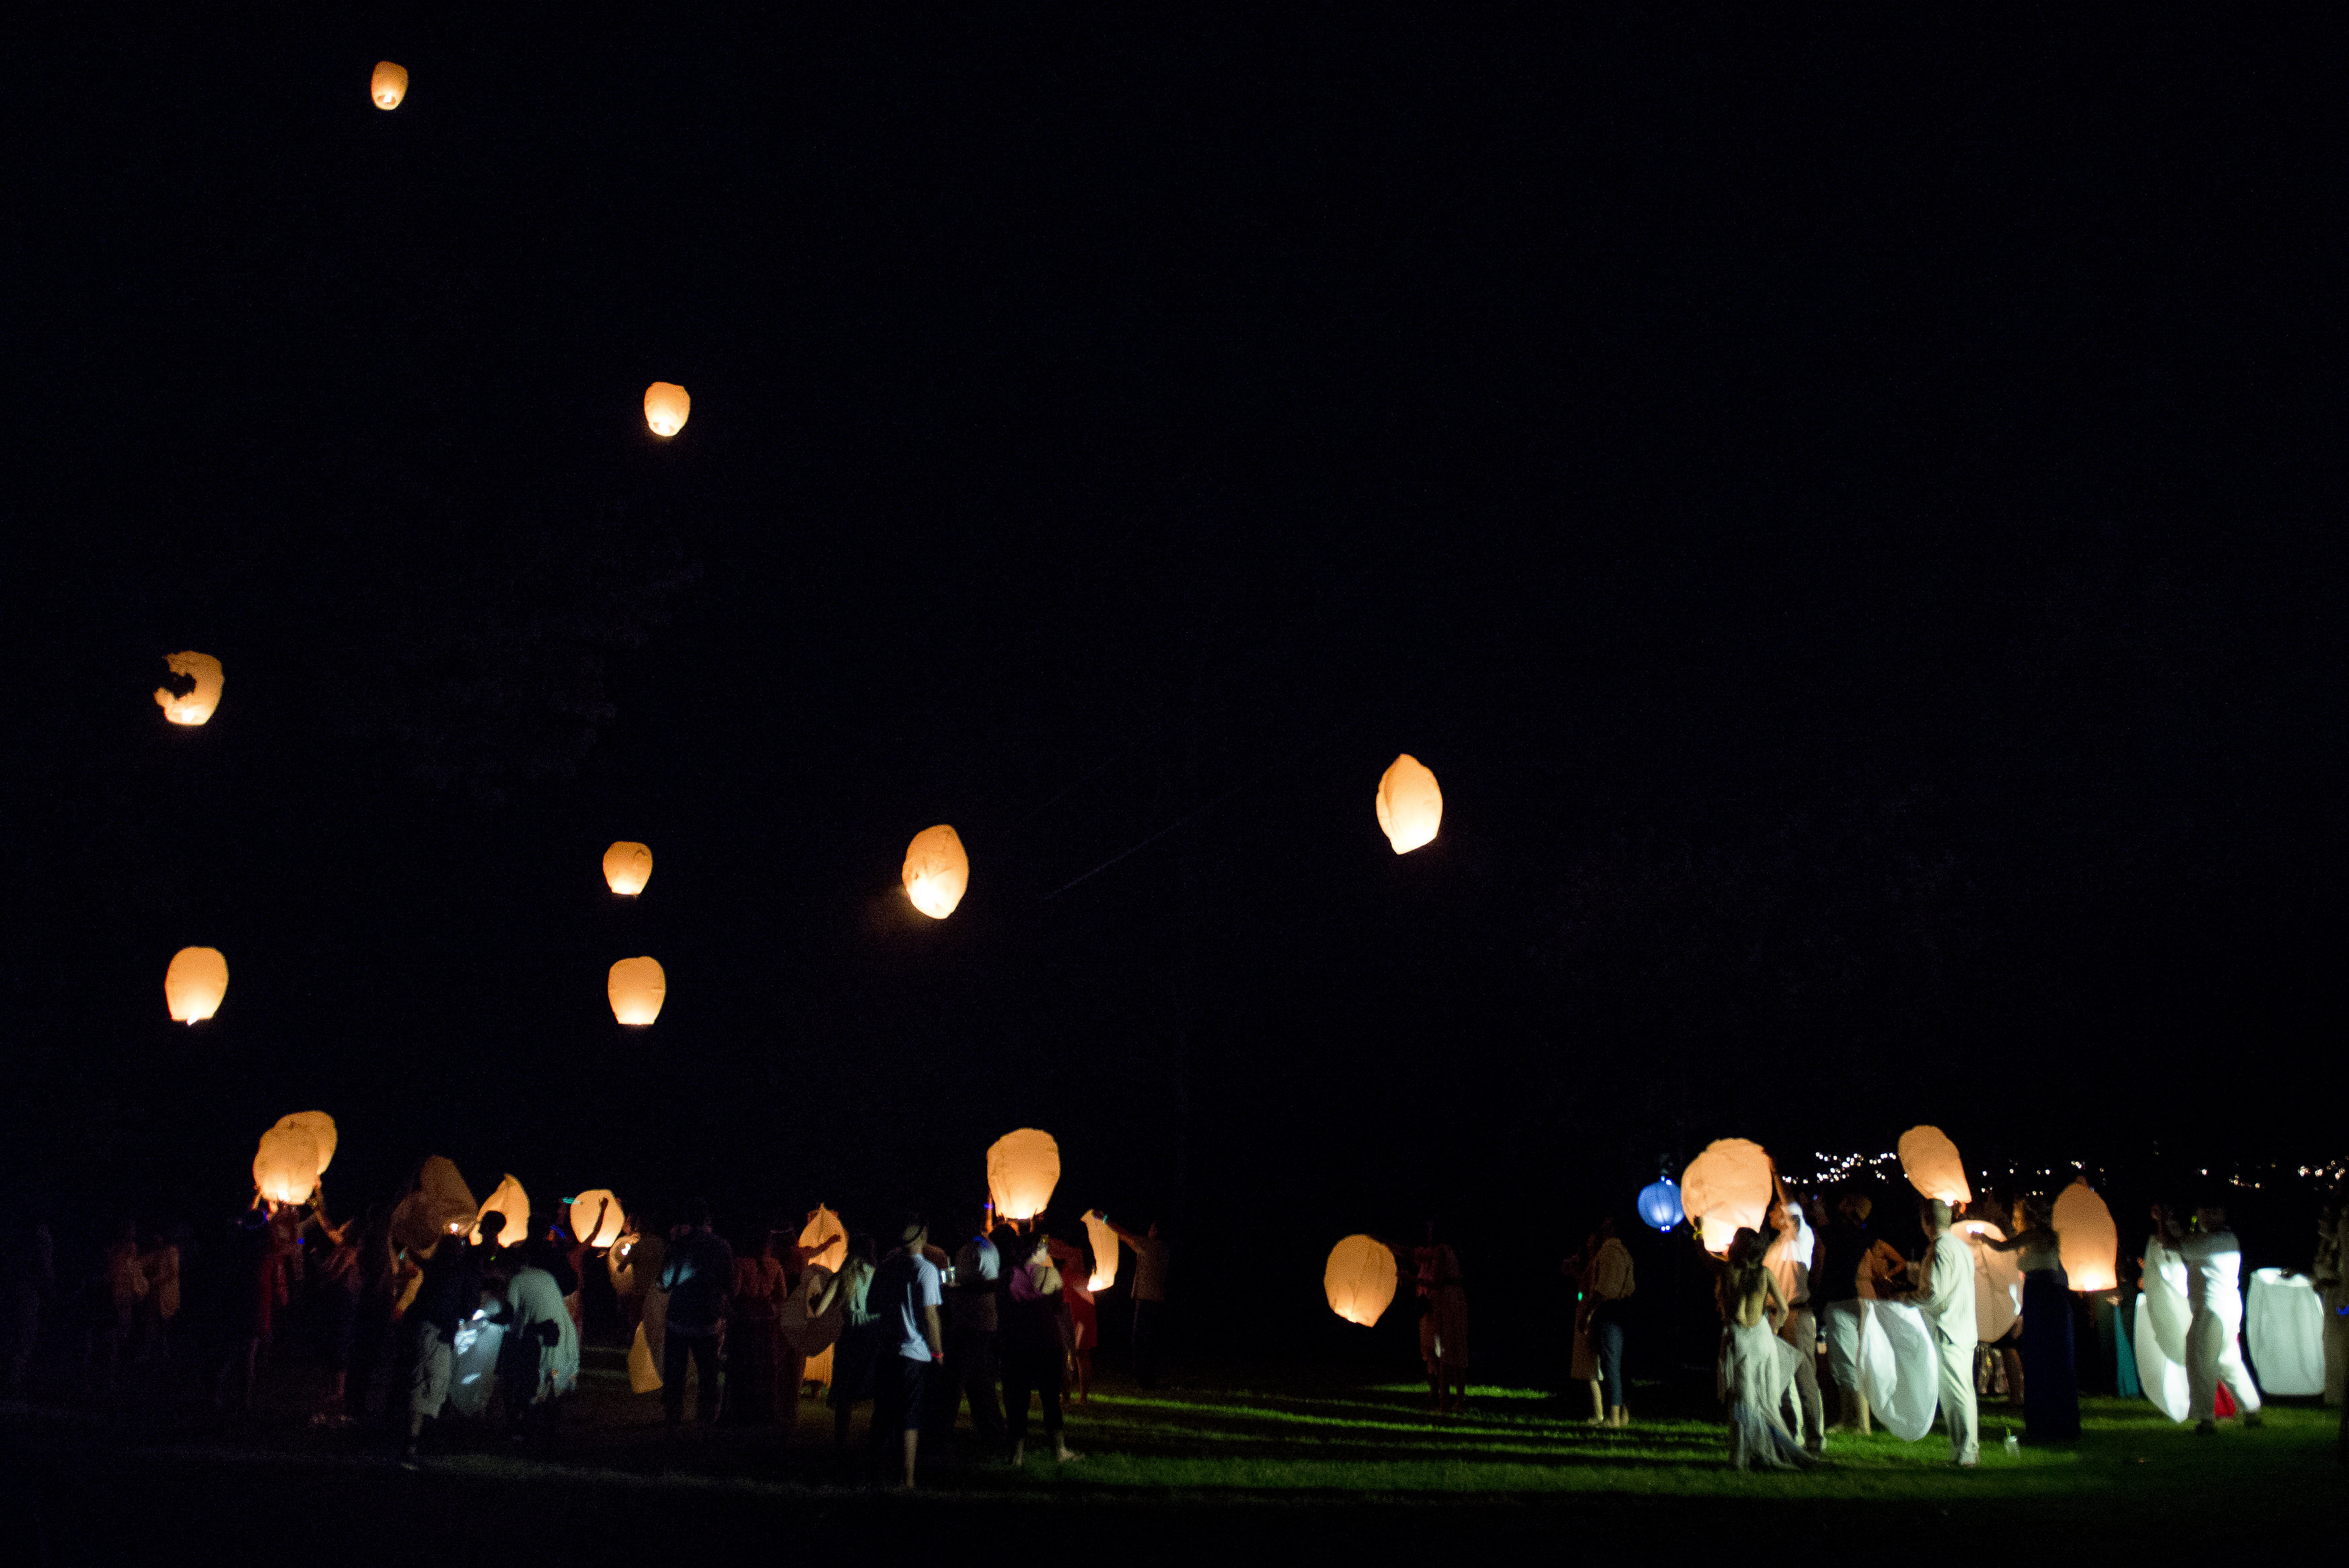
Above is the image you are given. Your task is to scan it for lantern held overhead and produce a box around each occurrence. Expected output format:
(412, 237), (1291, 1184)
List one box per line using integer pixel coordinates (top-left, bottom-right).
(271, 1112), (338, 1178)
(1374, 753), (1442, 854)
(164, 946), (229, 1023)
(569, 1189), (625, 1249)
(1324, 1234), (1399, 1326)
(608, 957), (666, 1025)
(473, 1173), (531, 1247)
(370, 61), (408, 109)
(1082, 1210), (1121, 1293)
(154, 651), (223, 726)
(1681, 1138), (1781, 1257)
(797, 1205), (846, 1275)
(643, 382), (691, 437)
(603, 841), (654, 896)
(252, 1125), (320, 1207)
(2051, 1178), (2119, 1293)
(986, 1129), (1060, 1222)
(902, 825), (968, 919)
(1897, 1126), (1972, 1208)
(393, 1157), (479, 1253)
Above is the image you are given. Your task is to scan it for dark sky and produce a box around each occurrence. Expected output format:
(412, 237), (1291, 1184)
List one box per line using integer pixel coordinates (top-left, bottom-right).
(7, 14), (2337, 1328)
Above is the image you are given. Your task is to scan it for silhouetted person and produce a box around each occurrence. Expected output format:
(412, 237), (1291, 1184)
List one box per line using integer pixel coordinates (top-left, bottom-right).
(657, 1204), (733, 1434)
(940, 1206), (1005, 1447)
(1097, 1212), (1170, 1389)
(401, 1235), (485, 1469)
(867, 1214), (944, 1488)
(1003, 1229), (1084, 1468)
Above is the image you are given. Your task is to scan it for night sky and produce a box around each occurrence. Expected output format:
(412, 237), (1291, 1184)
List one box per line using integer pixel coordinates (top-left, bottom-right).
(9, 15), (2337, 1357)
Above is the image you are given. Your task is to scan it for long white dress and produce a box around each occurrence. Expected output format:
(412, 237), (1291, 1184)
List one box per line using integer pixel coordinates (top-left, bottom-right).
(1723, 1315), (1811, 1469)
(2178, 1230), (2260, 1420)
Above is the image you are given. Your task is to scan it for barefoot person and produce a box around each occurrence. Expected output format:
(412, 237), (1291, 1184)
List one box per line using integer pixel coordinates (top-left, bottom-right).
(1717, 1225), (1811, 1469)
(1003, 1230), (1083, 1468)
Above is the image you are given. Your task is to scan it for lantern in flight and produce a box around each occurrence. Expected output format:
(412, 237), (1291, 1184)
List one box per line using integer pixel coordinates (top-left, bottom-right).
(154, 651), (223, 726)
(603, 841), (654, 896)
(271, 1112), (338, 1178)
(1374, 753), (1442, 854)
(986, 1129), (1059, 1222)
(901, 825), (968, 919)
(472, 1174), (531, 1247)
(1897, 1126), (1972, 1208)
(1083, 1210), (1121, 1293)
(1324, 1235), (1399, 1326)
(1681, 1138), (1780, 1257)
(644, 382), (691, 437)
(2051, 1178), (2119, 1292)
(252, 1123), (320, 1206)
(797, 1204), (847, 1273)
(1637, 1176), (1684, 1233)
(370, 61), (407, 110)
(164, 946), (229, 1023)
(569, 1189), (625, 1249)
(608, 957), (666, 1025)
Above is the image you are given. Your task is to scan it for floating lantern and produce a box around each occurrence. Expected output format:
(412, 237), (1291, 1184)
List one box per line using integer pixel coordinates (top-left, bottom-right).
(370, 61), (408, 110)
(643, 382), (690, 437)
(472, 1173), (531, 1247)
(986, 1129), (1060, 1222)
(1681, 1138), (1780, 1257)
(1083, 1210), (1121, 1293)
(902, 825), (968, 919)
(154, 651), (223, 726)
(1896, 1127), (1972, 1207)
(569, 1189), (624, 1249)
(164, 946), (229, 1023)
(603, 841), (654, 896)
(1323, 1234), (1399, 1326)
(1638, 1176), (1684, 1233)
(797, 1204), (846, 1273)
(270, 1112), (338, 1178)
(252, 1124), (320, 1206)
(1374, 753), (1442, 854)
(608, 957), (666, 1025)
(2050, 1178), (2119, 1292)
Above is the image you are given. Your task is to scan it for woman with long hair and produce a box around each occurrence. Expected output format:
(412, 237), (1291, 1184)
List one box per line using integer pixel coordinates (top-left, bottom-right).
(1717, 1225), (1812, 1469)
(1981, 1194), (2079, 1439)
(813, 1234), (880, 1458)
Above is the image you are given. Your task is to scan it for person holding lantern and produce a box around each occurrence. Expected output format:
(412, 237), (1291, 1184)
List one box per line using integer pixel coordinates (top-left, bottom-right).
(1896, 1197), (1980, 1466)
(1002, 1229), (1083, 1468)
(1096, 1212), (1172, 1388)
(1715, 1224), (1811, 1469)
(2154, 1197), (2262, 1434)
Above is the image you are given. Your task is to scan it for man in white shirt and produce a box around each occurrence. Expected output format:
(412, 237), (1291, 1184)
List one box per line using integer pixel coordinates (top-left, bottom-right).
(868, 1214), (945, 1489)
(2161, 1201), (2264, 1433)
(1902, 1198), (1979, 1466)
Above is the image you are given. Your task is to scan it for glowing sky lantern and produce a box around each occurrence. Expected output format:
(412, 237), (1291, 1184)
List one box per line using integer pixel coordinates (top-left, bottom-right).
(252, 1124), (320, 1206)
(472, 1173), (531, 1247)
(569, 1189), (625, 1249)
(1681, 1138), (1780, 1257)
(1637, 1176), (1684, 1233)
(1374, 753), (1443, 854)
(2051, 1178), (2119, 1292)
(393, 1157), (479, 1252)
(1324, 1234), (1399, 1326)
(901, 825), (969, 919)
(1897, 1126), (1972, 1207)
(986, 1129), (1060, 1222)
(603, 841), (654, 896)
(370, 61), (408, 110)
(608, 957), (666, 1025)
(271, 1112), (338, 1179)
(643, 382), (691, 437)
(154, 651), (223, 726)
(1083, 1210), (1121, 1293)
(164, 946), (229, 1023)
(797, 1204), (846, 1273)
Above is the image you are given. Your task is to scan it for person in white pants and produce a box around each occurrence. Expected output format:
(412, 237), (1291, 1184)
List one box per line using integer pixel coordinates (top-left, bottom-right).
(2158, 1202), (2264, 1433)
(1901, 1198), (1980, 1465)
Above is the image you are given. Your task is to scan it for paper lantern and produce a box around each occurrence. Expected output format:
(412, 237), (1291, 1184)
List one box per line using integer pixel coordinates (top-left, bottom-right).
(1896, 1126), (1972, 1207)
(1083, 1210), (1121, 1293)
(1680, 1138), (1779, 1257)
(608, 957), (666, 1025)
(164, 946), (229, 1023)
(902, 825), (968, 919)
(472, 1173), (531, 1248)
(1374, 754), (1443, 854)
(644, 382), (691, 437)
(569, 1189), (625, 1249)
(986, 1129), (1060, 1222)
(603, 841), (654, 896)
(797, 1204), (846, 1273)
(2050, 1178), (2119, 1292)
(252, 1125), (320, 1206)
(1637, 1177), (1684, 1233)
(1960, 1221), (2022, 1343)
(154, 651), (224, 726)
(2244, 1268), (2327, 1396)
(270, 1112), (338, 1178)
(1324, 1234), (1399, 1326)
(370, 61), (407, 110)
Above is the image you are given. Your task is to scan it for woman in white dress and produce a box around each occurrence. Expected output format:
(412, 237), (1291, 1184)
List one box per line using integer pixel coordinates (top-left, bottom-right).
(1717, 1226), (1813, 1470)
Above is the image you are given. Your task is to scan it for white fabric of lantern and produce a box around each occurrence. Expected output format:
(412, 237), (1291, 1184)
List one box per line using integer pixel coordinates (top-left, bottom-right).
(644, 382), (691, 437)
(603, 841), (654, 896)
(1324, 1235), (1399, 1326)
(1856, 1299), (1940, 1442)
(270, 1112), (337, 1178)
(154, 651), (223, 726)
(1374, 754), (1443, 854)
(1681, 1139), (1779, 1258)
(370, 61), (408, 111)
(1896, 1127), (1972, 1207)
(472, 1173), (531, 1248)
(608, 957), (666, 1025)
(2136, 1235), (2191, 1422)
(797, 1204), (846, 1274)
(987, 1129), (1060, 1221)
(1962, 1222), (2022, 1343)
(902, 825), (969, 919)
(2052, 1179), (2119, 1292)
(450, 1312), (504, 1416)
(252, 1125), (320, 1206)
(2244, 1268), (2326, 1396)
(1083, 1210), (1121, 1293)
(164, 946), (229, 1023)
(569, 1189), (625, 1249)
(781, 1265), (843, 1359)
(1762, 1204), (1815, 1309)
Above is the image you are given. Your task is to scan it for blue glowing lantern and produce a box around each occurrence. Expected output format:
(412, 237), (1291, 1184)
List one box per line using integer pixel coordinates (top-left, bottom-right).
(1638, 1176), (1684, 1233)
